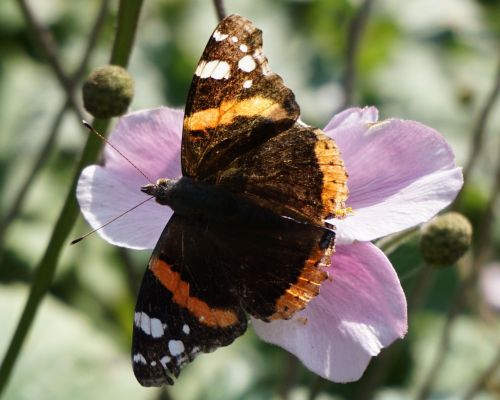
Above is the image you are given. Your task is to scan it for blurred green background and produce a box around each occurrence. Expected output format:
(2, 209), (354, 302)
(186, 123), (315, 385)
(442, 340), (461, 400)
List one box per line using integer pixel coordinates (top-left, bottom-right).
(0, 0), (499, 399)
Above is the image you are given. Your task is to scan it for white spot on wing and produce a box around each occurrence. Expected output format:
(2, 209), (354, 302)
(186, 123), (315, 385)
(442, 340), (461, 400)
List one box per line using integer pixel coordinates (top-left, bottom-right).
(182, 324), (190, 335)
(239, 44), (248, 52)
(210, 61), (231, 79)
(238, 55), (256, 72)
(199, 60), (219, 78)
(195, 60), (206, 76)
(196, 60), (230, 79)
(150, 361), (157, 366)
(134, 312), (141, 327)
(160, 355), (171, 369)
(150, 318), (164, 338)
(140, 312), (151, 335)
(243, 79), (253, 89)
(168, 340), (185, 356)
(231, 36), (238, 43)
(133, 353), (147, 364)
(213, 30), (228, 41)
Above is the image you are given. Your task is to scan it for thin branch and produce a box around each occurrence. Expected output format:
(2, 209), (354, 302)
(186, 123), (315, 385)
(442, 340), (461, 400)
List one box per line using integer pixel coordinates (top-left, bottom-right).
(407, 264), (435, 313)
(462, 348), (500, 400)
(0, 103), (67, 247)
(73, 0), (110, 80)
(475, 132), (500, 257)
(456, 57), (500, 203)
(0, 0), (109, 249)
(212, 0), (227, 21)
(0, 0), (144, 394)
(355, 344), (399, 400)
(415, 158), (500, 400)
(376, 226), (419, 256)
(278, 352), (301, 400)
(341, 0), (374, 109)
(157, 386), (174, 400)
(414, 275), (472, 400)
(308, 376), (325, 400)
(17, 0), (83, 118)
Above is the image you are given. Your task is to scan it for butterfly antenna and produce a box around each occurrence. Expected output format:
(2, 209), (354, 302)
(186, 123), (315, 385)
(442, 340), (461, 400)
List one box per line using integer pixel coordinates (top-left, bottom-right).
(82, 120), (154, 184)
(70, 196), (154, 245)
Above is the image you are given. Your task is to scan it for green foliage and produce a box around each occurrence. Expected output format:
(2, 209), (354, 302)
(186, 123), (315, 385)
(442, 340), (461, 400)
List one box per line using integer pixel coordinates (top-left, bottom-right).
(0, 286), (156, 400)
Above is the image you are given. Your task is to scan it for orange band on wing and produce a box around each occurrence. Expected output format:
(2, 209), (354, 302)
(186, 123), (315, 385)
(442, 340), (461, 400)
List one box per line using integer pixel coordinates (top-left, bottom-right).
(184, 96), (287, 132)
(150, 259), (239, 328)
(313, 130), (349, 218)
(269, 244), (330, 320)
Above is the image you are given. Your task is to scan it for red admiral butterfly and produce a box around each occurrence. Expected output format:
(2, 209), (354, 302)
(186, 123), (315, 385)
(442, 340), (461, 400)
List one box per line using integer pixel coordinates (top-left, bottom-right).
(132, 14), (348, 386)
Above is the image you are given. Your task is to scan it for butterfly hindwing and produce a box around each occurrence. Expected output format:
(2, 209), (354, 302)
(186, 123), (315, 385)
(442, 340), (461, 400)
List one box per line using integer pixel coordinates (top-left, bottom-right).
(132, 214), (247, 386)
(132, 189), (336, 385)
(202, 193), (336, 320)
(217, 123), (349, 224)
(181, 14), (300, 179)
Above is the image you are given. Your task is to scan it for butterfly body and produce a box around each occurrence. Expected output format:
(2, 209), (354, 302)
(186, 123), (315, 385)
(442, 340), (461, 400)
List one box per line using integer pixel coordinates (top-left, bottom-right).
(141, 177), (254, 222)
(131, 14), (348, 386)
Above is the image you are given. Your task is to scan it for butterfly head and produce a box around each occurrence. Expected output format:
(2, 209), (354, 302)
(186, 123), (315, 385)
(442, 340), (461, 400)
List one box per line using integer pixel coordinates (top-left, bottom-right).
(141, 178), (177, 205)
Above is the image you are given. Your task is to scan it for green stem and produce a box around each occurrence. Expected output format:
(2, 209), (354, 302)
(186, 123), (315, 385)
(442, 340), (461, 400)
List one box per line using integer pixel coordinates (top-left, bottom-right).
(376, 227), (419, 256)
(110, 0), (144, 67)
(0, 0), (143, 395)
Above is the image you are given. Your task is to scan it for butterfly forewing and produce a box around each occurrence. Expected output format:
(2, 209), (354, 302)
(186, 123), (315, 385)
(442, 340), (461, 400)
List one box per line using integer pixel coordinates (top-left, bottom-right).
(217, 124), (349, 224)
(181, 15), (300, 179)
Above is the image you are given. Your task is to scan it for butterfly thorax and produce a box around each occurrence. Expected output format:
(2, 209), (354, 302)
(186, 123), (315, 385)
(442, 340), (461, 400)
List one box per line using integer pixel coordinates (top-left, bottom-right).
(142, 177), (257, 223)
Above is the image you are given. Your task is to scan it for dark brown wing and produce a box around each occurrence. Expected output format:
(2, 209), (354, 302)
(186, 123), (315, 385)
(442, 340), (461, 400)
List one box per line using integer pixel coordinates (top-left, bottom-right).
(204, 197), (336, 320)
(132, 214), (247, 386)
(181, 14), (300, 179)
(132, 199), (335, 385)
(216, 123), (349, 225)
(181, 15), (348, 224)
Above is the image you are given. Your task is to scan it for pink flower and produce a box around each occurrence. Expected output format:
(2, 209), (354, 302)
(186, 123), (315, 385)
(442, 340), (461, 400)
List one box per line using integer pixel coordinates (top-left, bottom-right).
(479, 264), (500, 311)
(77, 106), (462, 382)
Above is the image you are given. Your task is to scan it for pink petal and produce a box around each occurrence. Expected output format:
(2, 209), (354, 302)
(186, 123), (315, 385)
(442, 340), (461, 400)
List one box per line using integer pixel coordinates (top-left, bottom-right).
(323, 106), (378, 132)
(104, 107), (183, 182)
(77, 166), (170, 249)
(252, 242), (407, 383)
(76, 107), (183, 249)
(325, 119), (463, 244)
(479, 264), (500, 311)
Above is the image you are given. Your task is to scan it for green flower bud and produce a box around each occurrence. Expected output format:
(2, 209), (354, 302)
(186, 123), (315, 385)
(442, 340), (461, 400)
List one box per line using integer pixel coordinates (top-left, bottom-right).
(83, 65), (134, 118)
(419, 212), (473, 267)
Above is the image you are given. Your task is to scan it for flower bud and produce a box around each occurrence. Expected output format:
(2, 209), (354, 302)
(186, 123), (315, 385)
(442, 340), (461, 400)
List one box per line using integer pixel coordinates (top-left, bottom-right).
(419, 212), (472, 267)
(83, 65), (134, 118)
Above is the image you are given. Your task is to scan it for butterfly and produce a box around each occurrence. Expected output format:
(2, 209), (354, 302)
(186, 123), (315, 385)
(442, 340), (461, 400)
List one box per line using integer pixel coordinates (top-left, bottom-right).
(131, 14), (348, 386)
